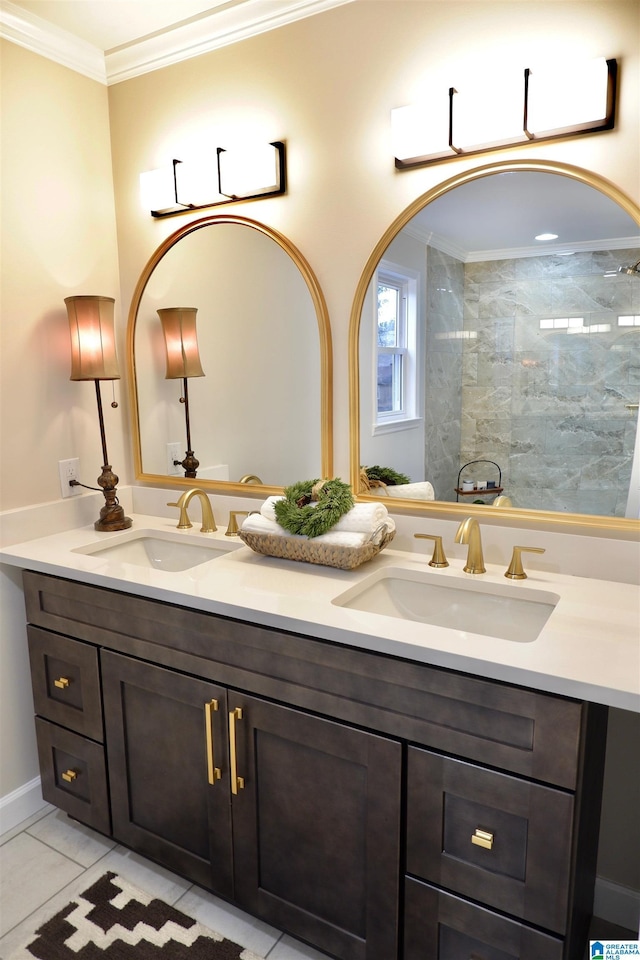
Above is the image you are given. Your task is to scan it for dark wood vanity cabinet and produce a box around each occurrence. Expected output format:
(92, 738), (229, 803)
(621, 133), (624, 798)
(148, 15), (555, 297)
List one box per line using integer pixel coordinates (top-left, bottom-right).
(22, 570), (608, 960)
(100, 650), (401, 959)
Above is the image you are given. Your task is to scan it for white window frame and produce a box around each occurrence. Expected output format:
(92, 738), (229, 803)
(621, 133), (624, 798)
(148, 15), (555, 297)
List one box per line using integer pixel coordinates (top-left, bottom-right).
(372, 260), (420, 435)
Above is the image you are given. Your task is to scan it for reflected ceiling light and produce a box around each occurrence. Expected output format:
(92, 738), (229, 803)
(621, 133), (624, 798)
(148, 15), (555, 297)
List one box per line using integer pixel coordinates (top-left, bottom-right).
(393, 57), (616, 169)
(158, 307), (205, 479)
(140, 141), (286, 217)
(65, 295), (132, 532)
(535, 233), (559, 241)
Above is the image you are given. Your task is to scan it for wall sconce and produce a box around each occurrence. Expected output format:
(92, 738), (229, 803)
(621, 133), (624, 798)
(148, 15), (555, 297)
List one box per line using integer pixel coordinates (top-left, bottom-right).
(65, 295), (132, 532)
(158, 307), (205, 478)
(141, 141), (286, 217)
(393, 57), (616, 169)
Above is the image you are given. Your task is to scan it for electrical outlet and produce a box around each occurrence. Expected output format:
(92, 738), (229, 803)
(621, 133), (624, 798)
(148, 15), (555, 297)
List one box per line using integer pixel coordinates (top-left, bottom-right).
(167, 442), (182, 475)
(59, 458), (81, 498)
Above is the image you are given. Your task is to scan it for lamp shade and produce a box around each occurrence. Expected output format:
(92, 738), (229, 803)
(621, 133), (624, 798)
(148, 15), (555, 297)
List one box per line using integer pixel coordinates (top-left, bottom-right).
(158, 307), (205, 379)
(65, 296), (120, 381)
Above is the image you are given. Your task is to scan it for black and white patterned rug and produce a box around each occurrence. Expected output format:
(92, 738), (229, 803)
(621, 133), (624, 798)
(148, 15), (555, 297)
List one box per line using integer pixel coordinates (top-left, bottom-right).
(13, 871), (264, 959)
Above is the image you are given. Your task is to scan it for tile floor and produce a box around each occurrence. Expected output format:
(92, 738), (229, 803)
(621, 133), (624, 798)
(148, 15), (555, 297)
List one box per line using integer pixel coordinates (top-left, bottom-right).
(1, 805), (636, 960)
(0, 804), (332, 960)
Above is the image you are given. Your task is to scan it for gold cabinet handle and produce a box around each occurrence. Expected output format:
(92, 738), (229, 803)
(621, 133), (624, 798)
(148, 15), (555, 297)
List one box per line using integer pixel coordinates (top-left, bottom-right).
(204, 699), (221, 785)
(471, 828), (494, 850)
(61, 769), (78, 783)
(229, 707), (245, 794)
(54, 677), (70, 689)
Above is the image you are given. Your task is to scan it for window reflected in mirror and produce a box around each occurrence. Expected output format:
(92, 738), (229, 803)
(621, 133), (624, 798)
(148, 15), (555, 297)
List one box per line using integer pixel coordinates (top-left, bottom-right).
(352, 162), (640, 524)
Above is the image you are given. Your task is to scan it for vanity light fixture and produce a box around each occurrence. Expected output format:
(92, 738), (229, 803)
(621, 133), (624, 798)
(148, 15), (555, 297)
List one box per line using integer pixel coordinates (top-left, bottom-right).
(158, 307), (205, 479)
(141, 142), (286, 217)
(393, 57), (617, 169)
(65, 296), (132, 532)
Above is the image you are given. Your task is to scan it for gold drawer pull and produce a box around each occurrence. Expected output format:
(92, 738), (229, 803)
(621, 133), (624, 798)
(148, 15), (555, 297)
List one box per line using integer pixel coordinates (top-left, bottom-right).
(471, 828), (494, 850)
(204, 699), (221, 785)
(229, 707), (245, 795)
(61, 769), (78, 783)
(54, 677), (71, 689)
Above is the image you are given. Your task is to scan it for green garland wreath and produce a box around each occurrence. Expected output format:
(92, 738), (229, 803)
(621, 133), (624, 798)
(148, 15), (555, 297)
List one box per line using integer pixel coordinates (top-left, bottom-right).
(274, 478), (354, 538)
(362, 465), (411, 486)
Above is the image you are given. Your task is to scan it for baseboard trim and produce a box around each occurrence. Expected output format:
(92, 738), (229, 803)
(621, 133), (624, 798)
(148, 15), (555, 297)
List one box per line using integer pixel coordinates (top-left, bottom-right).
(595, 876), (640, 934)
(0, 776), (47, 835)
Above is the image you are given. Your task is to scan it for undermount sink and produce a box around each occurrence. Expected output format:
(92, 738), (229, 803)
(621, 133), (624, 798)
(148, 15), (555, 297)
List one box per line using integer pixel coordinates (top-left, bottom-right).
(73, 529), (241, 572)
(332, 566), (559, 642)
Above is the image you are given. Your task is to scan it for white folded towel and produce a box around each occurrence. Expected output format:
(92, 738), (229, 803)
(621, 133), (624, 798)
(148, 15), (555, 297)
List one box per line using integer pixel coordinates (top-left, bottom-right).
(376, 481), (435, 500)
(261, 496), (390, 534)
(260, 495), (285, 522)
(241, 512), (394, 548)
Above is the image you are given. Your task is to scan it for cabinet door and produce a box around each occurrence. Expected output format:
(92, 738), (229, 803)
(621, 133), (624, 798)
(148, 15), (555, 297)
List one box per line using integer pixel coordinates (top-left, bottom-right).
(101, 651), (233, 896)
(230, 692), (402, 960)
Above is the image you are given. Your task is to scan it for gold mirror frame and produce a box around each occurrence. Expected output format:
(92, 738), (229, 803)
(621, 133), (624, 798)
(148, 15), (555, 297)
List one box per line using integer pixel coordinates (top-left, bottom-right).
(349, 159), (640, 536)
(127, 213), (333, 496)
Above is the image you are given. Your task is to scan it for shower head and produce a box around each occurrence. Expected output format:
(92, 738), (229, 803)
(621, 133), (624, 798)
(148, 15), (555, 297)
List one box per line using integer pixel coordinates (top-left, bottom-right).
(618, 258), (640, 276)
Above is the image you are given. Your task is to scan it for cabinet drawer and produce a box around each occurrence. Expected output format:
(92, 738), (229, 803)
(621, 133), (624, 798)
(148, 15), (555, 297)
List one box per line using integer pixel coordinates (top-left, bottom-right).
(406, 748), (574, 934)
(404, 878), (564, 960)
(35, 718), (110, 835)
(28, 626), (103, 740)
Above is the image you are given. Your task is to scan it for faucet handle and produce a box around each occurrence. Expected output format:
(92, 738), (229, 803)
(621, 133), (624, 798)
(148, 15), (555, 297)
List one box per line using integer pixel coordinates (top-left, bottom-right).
(505, 545), (545, 580)
(226, 511), (249, 536)
(414, 533), (449, 568)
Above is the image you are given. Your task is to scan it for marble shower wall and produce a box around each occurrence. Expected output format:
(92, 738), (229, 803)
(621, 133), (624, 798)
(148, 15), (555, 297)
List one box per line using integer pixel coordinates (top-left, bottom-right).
(424, 248), (465, 500)
(425, 246), (640, 515)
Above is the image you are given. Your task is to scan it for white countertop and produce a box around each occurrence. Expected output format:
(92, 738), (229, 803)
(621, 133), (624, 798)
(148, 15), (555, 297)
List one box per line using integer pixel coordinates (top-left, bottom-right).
(1, 514), (638, 712)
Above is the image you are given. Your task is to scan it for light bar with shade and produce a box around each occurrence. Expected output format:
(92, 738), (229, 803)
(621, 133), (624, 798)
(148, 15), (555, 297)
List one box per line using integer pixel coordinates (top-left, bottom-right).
(65, 295), (132, 532)
(141, 141), (286, 217)
(450, 73), (524, 153)
(391, 98), (453, 166)
(394, 57), (616, 169)
(217, 141), (285, 199)
(158, 307), (205, 479)
(139, 160), (191, 217)
(525, 58), (615, 138)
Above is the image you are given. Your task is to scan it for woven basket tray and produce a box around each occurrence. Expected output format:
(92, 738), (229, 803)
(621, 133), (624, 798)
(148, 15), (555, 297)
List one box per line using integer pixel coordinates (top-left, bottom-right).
(238, 526), (395, 570)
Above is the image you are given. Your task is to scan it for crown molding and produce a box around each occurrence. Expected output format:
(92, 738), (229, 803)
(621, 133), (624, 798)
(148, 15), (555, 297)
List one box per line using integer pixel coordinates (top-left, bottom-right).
(0, 0), (355, 85)
(0, 0), (106, 83)
(404, 223), (640, 263)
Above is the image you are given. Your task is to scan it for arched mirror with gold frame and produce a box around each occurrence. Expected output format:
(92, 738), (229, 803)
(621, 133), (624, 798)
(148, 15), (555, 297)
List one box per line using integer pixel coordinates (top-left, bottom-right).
(350, 159), (640, 534)
(128, 214), (332, 496)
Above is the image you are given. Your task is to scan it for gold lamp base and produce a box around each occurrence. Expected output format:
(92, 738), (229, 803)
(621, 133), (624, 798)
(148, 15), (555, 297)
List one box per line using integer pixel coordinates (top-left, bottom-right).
(95, 464), (132, 532)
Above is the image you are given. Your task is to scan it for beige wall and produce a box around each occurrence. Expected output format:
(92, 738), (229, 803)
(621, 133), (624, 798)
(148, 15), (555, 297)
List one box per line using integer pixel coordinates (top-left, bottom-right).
(0, 40), (126, 513)
(108, 0), (639, 489)
(1, 0), (639, 905)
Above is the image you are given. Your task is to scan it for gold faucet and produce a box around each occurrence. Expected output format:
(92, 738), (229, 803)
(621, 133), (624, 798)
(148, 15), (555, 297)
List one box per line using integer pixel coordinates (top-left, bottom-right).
(505, 545), (545, 580)
(167, 488), (217, 532)
(414, 533), (449, 567)
(455, 517), (486, 574)
(226, 510), (249, 535)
